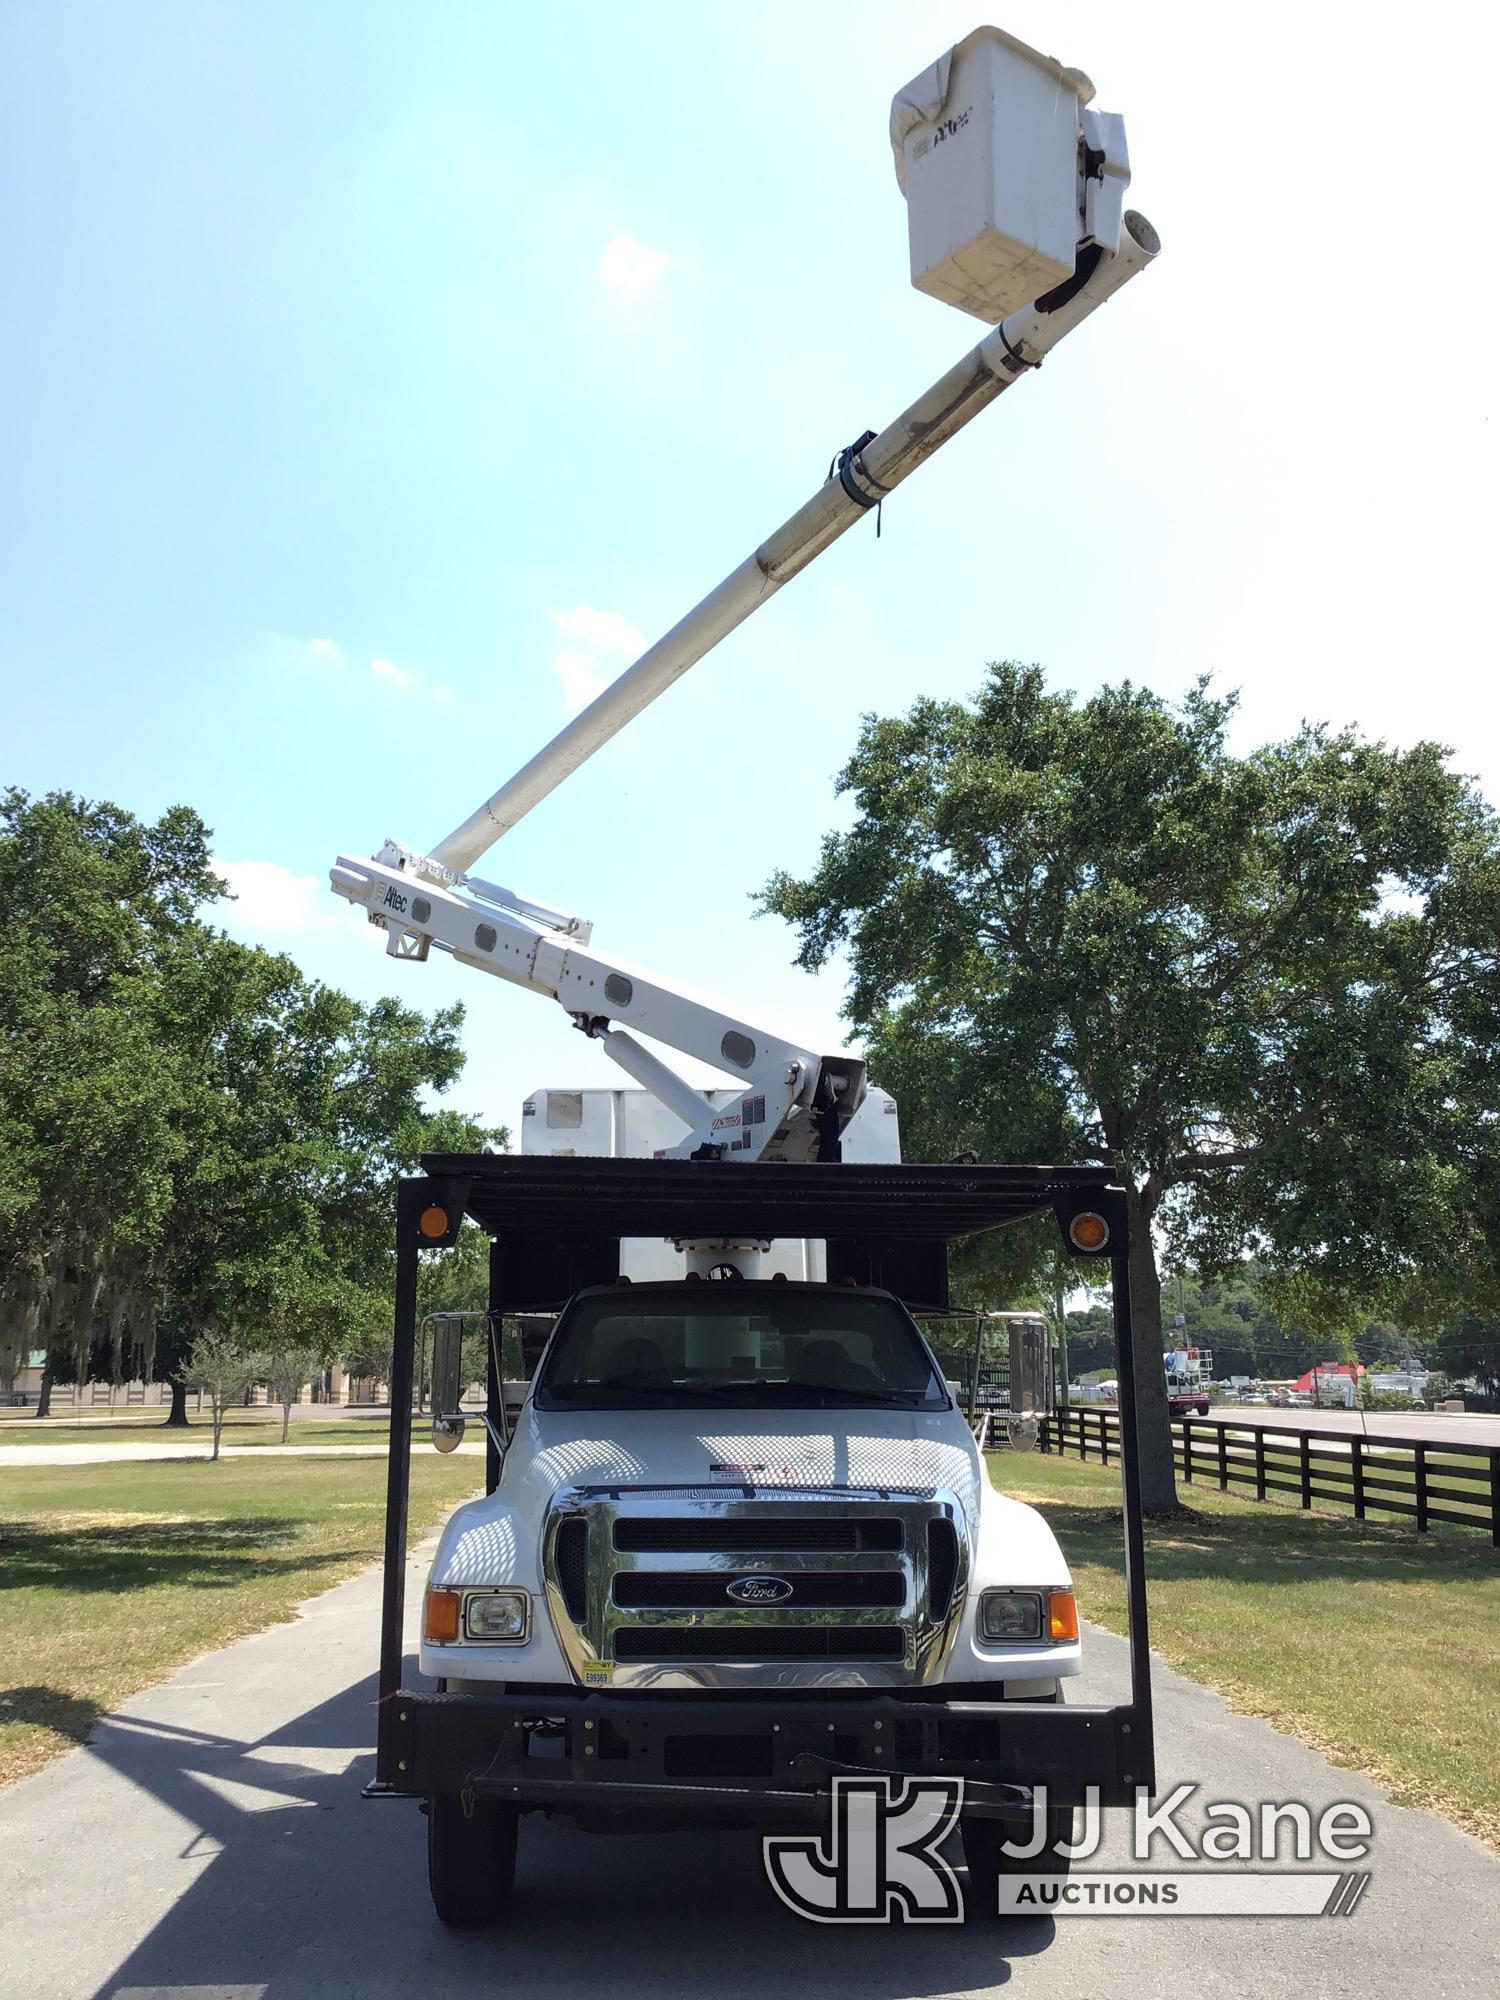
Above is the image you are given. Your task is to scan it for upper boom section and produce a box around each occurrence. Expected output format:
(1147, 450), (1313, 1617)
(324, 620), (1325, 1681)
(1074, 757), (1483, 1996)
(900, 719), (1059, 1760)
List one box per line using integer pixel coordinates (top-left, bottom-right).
(427, 30), (1156, 876)
(331, 26), (1160, 1162)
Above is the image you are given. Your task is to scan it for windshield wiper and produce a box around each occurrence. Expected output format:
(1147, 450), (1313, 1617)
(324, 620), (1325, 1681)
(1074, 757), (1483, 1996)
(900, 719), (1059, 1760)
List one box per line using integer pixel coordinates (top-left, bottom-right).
(541, 1383), (770, 1407)
(779, 1385), (935, 1408)
(541, 1382), (937, 1409)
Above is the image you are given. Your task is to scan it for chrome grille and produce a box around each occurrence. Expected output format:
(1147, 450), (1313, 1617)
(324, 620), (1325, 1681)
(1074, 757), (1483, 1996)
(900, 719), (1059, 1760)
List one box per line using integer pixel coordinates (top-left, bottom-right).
(555, 1517), (589, 1622)
(615, 1517), (903, 1553)
(613, 1571), (905, 1608)
(927, 1518), (958, 1620)
(615, 1626), (905, 1661)
(543, 1487), (967, 1689)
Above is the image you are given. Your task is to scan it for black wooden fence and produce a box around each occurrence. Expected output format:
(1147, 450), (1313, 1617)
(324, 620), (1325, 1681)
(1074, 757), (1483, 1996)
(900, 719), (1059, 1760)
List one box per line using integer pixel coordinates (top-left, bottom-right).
(1038, 1406), (1500, 1544)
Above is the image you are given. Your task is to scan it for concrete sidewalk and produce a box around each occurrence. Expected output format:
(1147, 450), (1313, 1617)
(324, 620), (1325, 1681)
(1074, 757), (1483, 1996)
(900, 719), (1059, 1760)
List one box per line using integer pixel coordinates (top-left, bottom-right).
(0, 1439), (483, 1467)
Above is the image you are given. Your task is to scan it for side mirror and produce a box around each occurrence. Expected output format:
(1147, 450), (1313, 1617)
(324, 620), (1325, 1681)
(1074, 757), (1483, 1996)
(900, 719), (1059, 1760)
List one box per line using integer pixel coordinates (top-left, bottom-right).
(430, 1319), (465, 1454)
(1006, 1318), (1051, 1454)
(1006, 1416), (1039, 1454)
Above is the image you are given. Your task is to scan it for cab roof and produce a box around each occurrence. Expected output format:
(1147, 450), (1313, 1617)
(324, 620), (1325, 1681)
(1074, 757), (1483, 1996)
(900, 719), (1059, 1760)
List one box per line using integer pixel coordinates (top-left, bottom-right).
(420, 1154), (1115, 1243)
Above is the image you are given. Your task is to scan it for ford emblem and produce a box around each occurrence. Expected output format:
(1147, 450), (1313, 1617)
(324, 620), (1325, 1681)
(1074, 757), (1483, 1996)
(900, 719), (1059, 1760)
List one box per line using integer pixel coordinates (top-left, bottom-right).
(726, 1574), (793, 1605)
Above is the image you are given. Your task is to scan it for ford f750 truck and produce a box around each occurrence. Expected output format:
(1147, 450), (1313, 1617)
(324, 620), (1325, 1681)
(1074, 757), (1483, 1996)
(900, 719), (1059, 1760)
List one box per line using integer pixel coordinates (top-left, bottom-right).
(369, 1157), (1156, 1926)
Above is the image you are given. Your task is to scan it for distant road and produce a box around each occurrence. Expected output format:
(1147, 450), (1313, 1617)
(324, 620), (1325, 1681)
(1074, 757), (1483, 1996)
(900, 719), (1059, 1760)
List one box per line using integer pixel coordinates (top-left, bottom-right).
(1180, 1406), (1500, 1450)
(1068, 1402), (1499, 1450)
(0, 1439), (483, 1467)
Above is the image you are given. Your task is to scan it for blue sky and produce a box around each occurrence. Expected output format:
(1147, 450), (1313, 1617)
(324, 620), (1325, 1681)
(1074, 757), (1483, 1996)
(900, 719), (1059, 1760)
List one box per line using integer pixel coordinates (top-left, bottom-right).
(4, 2), (1496, 1141)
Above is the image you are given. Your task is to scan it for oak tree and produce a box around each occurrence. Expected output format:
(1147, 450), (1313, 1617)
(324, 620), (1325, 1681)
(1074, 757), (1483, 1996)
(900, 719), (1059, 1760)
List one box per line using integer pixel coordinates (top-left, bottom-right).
(765, 668), (1498, 1511)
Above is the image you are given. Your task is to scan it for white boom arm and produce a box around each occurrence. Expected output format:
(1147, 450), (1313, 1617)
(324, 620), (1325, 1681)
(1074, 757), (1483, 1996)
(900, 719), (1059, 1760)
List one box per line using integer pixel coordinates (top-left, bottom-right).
(328, 45), (1159, 1164)
(428, 210), (1158, 875)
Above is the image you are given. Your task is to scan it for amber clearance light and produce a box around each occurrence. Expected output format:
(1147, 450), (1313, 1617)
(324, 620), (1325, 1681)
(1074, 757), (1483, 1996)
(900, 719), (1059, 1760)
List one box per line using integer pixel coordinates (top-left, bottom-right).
(418, 1204), (451, 1241)
(1068, 1211), (1110, 1252)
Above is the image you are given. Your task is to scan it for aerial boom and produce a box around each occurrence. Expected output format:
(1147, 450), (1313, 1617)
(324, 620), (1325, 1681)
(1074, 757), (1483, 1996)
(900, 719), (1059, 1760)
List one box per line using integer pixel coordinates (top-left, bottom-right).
(330, 29), (1159, 1162)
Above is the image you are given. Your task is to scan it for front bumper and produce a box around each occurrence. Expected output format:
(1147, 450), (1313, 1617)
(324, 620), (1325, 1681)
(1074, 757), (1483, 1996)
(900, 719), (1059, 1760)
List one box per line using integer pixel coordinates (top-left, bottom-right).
(374, 1687), (1149, 1813)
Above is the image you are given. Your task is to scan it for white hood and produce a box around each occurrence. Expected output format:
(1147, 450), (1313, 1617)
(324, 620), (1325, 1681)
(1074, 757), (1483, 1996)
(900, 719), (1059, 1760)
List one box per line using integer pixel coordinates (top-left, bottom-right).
(501, 1401), (983, 1521)
(425, 1398), (1079, 1689)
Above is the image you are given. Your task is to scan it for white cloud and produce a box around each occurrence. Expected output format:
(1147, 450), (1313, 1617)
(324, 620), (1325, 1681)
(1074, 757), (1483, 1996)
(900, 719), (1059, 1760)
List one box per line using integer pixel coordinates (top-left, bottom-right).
(553, 606), (645, 655)
(597, 230), (670, 300)
(280, 635), (453, 707)
(550, 605), (645, 716)
(212, 856), (347, 939)
(369, 652), (454, 706)
(552, 647), (608, 715)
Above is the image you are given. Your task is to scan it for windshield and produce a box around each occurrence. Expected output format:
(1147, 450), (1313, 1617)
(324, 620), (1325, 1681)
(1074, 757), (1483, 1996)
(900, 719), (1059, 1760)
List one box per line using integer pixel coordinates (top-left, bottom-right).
(535, 1287), (948, 1411)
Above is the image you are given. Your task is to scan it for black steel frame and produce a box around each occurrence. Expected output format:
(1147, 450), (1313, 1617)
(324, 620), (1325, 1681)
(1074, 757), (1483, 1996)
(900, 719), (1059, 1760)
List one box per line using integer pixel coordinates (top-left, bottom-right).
(372, 1157), (1156, 1811)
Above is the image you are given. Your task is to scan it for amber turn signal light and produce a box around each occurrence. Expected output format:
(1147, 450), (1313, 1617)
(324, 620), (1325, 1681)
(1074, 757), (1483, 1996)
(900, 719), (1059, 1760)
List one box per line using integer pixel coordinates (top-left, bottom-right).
(423, 1587), (462, 1643)
(1048, 1590), (1079, 1643)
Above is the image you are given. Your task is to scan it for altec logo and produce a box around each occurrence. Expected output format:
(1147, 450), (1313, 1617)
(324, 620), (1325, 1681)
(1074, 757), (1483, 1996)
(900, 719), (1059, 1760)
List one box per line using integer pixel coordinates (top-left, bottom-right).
(762, 1778), (1376, 1924)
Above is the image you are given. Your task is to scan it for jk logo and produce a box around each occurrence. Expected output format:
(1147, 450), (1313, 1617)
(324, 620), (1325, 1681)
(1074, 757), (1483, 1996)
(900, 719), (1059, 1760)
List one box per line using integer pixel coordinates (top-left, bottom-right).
(763, 1776), (965, 1923)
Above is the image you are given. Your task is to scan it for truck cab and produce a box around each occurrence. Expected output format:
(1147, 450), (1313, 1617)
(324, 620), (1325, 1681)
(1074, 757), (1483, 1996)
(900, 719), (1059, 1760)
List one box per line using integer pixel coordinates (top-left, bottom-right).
(423, 1278), (1080, 1702)
(380, 1155), (1154, 1929)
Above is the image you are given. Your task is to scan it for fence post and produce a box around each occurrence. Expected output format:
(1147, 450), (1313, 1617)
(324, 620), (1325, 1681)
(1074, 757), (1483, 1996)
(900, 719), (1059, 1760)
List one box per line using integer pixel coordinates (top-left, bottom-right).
(1491, 1450), (1499, 1548)
(1414, 1442), (1428, 1534)
(1182, 1418), (1194, 1486)
(1351, 1435), (1365, 1521)
(1299, 1432), (1312, 1510)
(1101, 1411), (1111, 1467)
(1254, 1426), (1266, 1502)
(1217, 1424), (1229, 1492)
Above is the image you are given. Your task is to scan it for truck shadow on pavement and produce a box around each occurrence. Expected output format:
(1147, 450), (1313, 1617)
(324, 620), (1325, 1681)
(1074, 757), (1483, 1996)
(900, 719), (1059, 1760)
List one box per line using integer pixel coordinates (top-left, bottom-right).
(88, 1661), (1052, 2000)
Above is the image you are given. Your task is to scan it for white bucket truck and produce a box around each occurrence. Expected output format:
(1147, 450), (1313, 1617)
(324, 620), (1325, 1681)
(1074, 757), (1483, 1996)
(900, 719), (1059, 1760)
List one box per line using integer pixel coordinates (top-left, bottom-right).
(334, 25), (1162, 1927)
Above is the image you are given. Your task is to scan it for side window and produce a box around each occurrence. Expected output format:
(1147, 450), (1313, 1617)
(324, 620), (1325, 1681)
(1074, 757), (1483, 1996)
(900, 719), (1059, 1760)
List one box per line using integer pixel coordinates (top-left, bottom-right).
(546, 1091), (583, 1130)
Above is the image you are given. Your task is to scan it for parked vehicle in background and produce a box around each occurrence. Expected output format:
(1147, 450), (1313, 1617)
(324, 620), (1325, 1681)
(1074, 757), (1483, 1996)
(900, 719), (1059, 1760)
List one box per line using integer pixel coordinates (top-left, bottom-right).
(1163, 1347), (1212, 1417)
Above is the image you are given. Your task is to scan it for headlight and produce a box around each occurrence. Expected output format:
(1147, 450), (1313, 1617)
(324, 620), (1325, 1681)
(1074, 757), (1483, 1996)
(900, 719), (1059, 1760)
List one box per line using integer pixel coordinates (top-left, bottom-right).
(977, 1588), (1079, 1644)
(464, 1589), (530, 1642)
(978, 1589), (1044, 1641)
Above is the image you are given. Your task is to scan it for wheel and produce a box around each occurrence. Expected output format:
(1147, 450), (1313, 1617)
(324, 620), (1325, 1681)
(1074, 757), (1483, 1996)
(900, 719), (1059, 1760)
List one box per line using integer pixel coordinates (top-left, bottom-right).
(426, 1792), (519, 1929)
(961, 1802), (1075, 1919)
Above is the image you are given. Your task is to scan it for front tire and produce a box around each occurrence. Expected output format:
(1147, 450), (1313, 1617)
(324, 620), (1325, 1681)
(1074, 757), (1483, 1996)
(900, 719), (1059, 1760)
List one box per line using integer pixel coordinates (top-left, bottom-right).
(961, 1803), (1075, 1919)
(426, 1793), (519, 1929)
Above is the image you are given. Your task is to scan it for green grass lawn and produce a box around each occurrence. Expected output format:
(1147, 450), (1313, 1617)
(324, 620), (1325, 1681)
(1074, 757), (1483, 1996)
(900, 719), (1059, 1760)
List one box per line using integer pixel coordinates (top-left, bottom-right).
(990, 1449), (1500, 1850)
(0, 1409), (415, 1449)
(0, 1452), (480, 1785)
